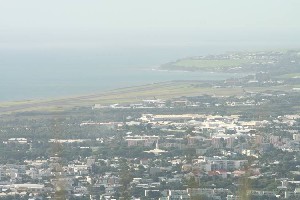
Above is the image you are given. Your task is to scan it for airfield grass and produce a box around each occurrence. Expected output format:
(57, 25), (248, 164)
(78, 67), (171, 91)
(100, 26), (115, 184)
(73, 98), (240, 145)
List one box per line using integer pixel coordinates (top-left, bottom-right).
(276, 73), (300, 79)
(0, 100), (42, 107)
(0, 81), (296, 114)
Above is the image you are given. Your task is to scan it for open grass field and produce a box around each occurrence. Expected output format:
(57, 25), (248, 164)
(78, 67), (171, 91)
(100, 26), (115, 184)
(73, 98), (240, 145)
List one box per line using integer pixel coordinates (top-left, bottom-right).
(160, 58), (252, 71)
(276, 73), (300, 79)
(0, 81), (296, 114)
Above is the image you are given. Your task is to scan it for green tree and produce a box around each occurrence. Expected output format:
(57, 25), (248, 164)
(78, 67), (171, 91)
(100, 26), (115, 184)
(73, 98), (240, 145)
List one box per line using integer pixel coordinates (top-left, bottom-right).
(119, 159), (133, 200)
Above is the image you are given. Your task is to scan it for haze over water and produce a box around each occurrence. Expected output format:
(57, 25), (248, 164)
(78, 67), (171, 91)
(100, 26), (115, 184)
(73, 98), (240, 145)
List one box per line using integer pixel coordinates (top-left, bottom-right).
(1, 0), (299, 102)
(1, 45), (244, 102)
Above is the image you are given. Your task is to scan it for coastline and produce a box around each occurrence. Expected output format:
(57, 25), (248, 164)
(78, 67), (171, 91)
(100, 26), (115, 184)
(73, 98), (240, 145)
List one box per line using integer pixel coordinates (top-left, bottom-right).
(1, 79), (295, 115)
(0, 68), (244, 103)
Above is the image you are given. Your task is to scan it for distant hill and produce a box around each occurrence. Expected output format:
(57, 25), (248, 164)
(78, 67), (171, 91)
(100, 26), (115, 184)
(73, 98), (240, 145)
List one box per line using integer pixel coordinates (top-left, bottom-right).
(160, 50), (300, 75)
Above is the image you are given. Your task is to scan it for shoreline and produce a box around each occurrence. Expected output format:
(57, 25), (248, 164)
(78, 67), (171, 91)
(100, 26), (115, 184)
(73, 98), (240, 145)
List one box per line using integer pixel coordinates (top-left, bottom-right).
(1, 79), (295, 115)
(0, 70), (245, 104)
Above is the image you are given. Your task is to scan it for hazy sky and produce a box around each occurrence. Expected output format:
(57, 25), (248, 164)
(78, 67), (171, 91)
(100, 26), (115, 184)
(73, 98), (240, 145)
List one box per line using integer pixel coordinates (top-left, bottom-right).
(1, 0), (300, 49)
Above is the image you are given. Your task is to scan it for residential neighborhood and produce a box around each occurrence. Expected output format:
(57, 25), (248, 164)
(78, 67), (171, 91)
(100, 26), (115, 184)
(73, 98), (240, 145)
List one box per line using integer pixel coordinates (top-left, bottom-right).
(1, 83), (300, 200)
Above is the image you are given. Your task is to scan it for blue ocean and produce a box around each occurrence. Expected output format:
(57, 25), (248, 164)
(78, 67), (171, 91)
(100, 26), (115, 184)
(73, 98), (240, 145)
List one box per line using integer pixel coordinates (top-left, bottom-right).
(0, 45), (247, 102)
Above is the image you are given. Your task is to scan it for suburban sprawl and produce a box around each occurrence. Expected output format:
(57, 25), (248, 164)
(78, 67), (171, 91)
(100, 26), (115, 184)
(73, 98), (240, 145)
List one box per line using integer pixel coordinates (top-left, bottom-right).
(1, 50), (300, 200)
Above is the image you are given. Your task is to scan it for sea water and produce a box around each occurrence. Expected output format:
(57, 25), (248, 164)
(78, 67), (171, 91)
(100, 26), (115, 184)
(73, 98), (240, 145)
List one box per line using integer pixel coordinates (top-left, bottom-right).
(0, 45), (246, 102)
